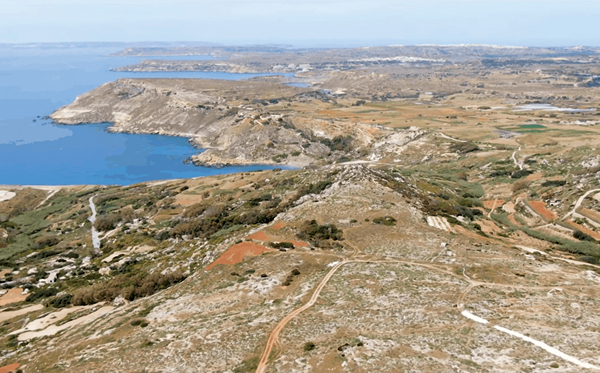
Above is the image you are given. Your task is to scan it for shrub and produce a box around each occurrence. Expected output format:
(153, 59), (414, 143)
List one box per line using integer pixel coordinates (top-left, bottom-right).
(26, 287), (59, 303)
(450, 142), (479, 154)
(45, 293), (73, 308)
(320, 135), (353, 152)
(269, 242), (294, 249)
(35, 236), (60, 248)
(541, 180), (566, 187)
(373, 216), (397, 226)
(574, 230), (596, 243)
(512, 179), (530, 193)
(183, 203), (208, 218)
(511, 170), (532, 179)
(94, 214), (122, 231)
(304, 342), (316, 351)
(72, 271), (186, 306)
(298, 220), (343, 241)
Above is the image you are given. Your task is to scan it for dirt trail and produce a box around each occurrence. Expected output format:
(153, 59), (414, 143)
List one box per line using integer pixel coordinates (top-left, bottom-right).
(256, 256), (462, 373)
(256, 260), (347, 373)
(256, 243), (600, 372)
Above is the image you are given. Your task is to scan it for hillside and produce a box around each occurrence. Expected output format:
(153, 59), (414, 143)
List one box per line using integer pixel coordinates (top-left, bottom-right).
(2, 44), (600, 372)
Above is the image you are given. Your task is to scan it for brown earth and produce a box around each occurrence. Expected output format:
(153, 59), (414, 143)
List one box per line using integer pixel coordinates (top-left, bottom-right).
(205, 242), (273, 270)
(0, 288), (27, 306)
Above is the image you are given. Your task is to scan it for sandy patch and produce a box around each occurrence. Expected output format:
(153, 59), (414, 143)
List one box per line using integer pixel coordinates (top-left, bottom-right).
(0, 288), (27, 306)
(0, 269), (11, 278)
(18, 305), (93, 333)
(0, 191), (16, 202)
(289, 241), (309, 247)
(580, 208), (600, 225)
(0, 305), (43, 323)
(206, 242), (273, 270)
(525, 173), (542, 181)
(174, 193), (205, 206)
(502, 202), (516, 213)
(0, 363), (19, 373)
(528, 200), (556, 220)
(18, 305), (114, 341)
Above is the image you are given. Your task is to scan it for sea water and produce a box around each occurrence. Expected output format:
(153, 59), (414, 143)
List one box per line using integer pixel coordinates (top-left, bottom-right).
(0, 46), (290, 185)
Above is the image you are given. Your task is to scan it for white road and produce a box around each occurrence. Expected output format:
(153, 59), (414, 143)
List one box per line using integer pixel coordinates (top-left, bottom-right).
(461, 310), (600, 371)
(88, 195), (101, 249)
(562, 188), (600, 221)
(511, 147), (523, 170)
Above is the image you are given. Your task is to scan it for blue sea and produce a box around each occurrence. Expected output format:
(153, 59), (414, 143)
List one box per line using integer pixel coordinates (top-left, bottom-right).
(0, 46), (290, 185)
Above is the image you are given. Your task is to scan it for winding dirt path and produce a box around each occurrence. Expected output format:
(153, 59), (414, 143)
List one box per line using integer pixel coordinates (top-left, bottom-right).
(256, 243), (600, 372)
(256, 260), (347, 373)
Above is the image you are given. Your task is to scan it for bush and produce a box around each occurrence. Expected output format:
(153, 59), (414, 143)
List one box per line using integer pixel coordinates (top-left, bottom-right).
(26, 287), (59, 303)
(45, 293), (73, 308)
(304, 342), (316, 351)
(574, 230), (597, 243)
(269, 242), (294, 249)
(298, 220), (343, 241)
(450, 142), (479, 154)
(541, 180), (566, 187)
(72, 271), (186, 306)
(35, 236), (59, 248)
(373, 216), (397, 226)
(94, 214), (122, 231)
(183, 203), (208, 218)
(512, 179), (530, 193)
(511, 170), (532, 179)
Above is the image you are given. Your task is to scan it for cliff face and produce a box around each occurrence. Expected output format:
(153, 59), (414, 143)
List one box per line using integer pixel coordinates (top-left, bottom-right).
(51, 78), (313, 166)
(51, 78), (421, 167)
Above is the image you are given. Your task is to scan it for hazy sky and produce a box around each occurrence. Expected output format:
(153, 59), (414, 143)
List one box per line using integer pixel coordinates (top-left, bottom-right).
(1, 0), (599, 47)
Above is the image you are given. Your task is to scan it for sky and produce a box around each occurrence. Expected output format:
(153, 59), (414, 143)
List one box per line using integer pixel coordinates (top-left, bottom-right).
(1, 0), (599, 47)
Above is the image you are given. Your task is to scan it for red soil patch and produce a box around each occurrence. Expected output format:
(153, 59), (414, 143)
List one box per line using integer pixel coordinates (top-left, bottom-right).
(0, 288), (26, 306)
(272, 222), (286, 230)
(565, 221), (600, 241)
(483, 200), (504, 210)
(526, 173), (542, 181)
(528, 201), (556, 220)
(248, 231), (275, 241)
(206, 242), (273, 270)
(0, 363), (19, 373)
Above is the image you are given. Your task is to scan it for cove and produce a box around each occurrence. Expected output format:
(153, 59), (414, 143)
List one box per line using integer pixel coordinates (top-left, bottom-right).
(0, 46), (291, 185)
